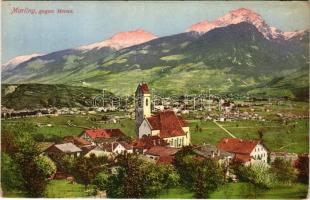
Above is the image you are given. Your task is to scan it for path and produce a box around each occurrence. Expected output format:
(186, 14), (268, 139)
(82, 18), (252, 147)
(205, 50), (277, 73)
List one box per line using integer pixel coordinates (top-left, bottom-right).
(212, 121), (236, 138)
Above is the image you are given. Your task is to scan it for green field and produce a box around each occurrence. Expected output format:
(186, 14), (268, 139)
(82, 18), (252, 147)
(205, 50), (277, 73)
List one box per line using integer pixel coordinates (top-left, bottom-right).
(190, 119), (308, 153)
(46, 180), (91, 198)
(2, 113), (136, 141)
(159, 183), (309, 199)
(2, 109), (308, 153)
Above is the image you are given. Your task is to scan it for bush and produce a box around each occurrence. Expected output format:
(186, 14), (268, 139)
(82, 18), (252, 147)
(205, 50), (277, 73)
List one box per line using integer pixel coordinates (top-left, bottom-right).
(237, 163), (277, 189)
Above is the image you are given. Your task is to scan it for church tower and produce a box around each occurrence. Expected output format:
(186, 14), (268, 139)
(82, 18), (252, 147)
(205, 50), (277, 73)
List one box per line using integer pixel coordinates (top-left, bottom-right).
(135, 82), (151, 137)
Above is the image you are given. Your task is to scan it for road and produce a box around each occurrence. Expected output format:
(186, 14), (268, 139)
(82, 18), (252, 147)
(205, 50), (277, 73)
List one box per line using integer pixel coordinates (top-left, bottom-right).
(212, 121), (236, 138)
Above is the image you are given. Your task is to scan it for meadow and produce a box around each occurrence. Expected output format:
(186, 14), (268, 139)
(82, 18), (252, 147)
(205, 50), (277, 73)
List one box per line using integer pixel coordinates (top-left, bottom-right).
(159, 183), (308, 199)
(2, 109), (308, 153)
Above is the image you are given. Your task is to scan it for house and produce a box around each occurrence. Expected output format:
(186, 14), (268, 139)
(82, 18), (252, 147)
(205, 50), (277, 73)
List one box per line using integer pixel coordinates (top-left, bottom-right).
(44, 142), (82, 157)
(193, 144), (234, 172)
(63, 136), (92, 148)
(217, 138), (268, 165)
(194, 144), (233, 160)
(132, 135), (169, 154)
(80, 128), (126, 145)
(113, 141), (133, 154)
(134, 83), (190, 148)
(145, 146), (179, 164)
(85, 141), (133, 158)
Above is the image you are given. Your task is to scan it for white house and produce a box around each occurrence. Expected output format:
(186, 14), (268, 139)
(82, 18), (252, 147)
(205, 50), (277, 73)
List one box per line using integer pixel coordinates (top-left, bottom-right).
(113, 142), (133, 154)
(218, 138), (268, 165)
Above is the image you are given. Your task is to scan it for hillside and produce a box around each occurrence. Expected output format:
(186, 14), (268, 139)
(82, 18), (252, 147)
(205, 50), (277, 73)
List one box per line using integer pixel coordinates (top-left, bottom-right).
(1, 84), (113, 110)
(247, 66), (309, 100)
(2, 8), (308, 97)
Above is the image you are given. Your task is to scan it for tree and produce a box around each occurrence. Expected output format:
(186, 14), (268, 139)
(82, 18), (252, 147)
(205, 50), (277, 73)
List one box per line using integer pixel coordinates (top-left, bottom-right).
(93, 171), (110, 191)
(34, 155), (57, 179)
(193, 159), (224, 198)
(175, 146), (224, 198)
(270, 158), (297, 185)
(2, 122), (54, 197)
(174, 146), (197, 188)
(106, 154), (180, 198)
(73, 154), (108, 188)
(1, 153), (24, 193)
(106, 169), (125, 198)
(237, 163), (276, 189)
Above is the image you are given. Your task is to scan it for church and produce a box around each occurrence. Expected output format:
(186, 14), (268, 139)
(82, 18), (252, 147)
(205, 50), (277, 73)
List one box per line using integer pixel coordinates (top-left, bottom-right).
(135, 83), (190, 148)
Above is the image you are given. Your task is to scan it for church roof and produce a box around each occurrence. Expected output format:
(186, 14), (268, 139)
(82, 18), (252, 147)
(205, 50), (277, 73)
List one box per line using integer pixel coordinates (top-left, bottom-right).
(136, 83), (150, 94)
(146, 110), (187, 138)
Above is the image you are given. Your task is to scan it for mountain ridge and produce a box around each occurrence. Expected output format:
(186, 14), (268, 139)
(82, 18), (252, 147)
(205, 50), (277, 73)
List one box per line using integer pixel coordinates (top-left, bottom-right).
(1, 9), (308, 98)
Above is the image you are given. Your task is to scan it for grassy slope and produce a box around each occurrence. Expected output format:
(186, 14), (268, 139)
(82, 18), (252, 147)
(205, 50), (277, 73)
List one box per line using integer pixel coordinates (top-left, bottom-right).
(1, 84), (112, 110)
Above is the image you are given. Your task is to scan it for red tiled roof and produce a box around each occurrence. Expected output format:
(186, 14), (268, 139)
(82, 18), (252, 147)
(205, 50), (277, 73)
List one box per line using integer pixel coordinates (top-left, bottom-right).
(64, 136), (92, 146)
(217, 138), (260, 155)
(136, 83), (150, 94)
(132, 135), (168, 149)
(74, 137), (92, 146)
(146, 110), (186, 138)
(234, 154), (252, 162)
(145, 146), (179, 157)
(156, 156), (174, 165)
(84, 129), (125, 140)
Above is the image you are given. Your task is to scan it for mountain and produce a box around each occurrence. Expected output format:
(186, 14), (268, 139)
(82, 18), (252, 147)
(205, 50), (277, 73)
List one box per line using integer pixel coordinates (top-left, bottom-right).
(2, 29), (157, 84)
(186, 8), (306, 40)
(1, 84), (113, 110)
(1, 8), (308, 98)
(2, 53), (45, 71)
(77, 29), (157, 50)
(246, 66), (309, 100)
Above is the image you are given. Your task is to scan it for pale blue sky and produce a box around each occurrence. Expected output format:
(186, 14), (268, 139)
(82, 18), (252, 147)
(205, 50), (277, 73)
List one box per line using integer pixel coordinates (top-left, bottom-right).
(2, 1), (309, 63)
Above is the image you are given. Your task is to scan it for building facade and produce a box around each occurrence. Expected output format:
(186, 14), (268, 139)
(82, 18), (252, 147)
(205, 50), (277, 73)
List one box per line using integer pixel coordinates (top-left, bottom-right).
(135, 83), (190, 148)
(218, 138), (268, 165)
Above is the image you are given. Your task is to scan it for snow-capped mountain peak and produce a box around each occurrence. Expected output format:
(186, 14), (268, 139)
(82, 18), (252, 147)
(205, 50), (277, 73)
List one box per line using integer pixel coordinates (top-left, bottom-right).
(186, 8), (306, 40)
(2, 53), (45, 71)
(77, 29), (157, 51)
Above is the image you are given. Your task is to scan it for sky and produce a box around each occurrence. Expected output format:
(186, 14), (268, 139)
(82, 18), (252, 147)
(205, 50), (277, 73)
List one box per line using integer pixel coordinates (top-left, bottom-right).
(2, 1), (309, 63)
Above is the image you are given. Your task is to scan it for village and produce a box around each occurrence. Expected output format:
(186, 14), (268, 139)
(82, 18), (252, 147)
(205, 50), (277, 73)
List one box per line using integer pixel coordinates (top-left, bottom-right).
(2, 83), (309, 198)
(31, 84), (310, 195)
(42, 83), (272, 166)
